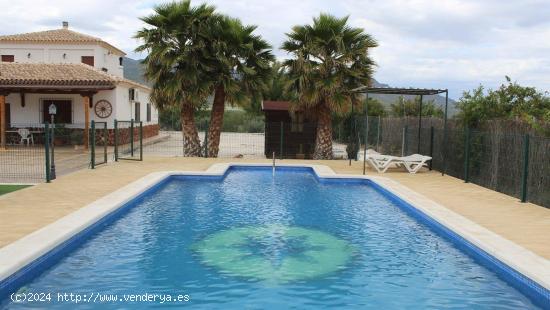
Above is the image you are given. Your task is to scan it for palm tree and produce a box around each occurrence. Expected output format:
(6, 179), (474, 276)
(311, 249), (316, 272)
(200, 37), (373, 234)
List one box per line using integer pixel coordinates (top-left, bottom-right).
(204, 16), (274, 157)
(282, 14), (378, 159)
(244, 61), (293, 115)
(135, 0), (214, 156)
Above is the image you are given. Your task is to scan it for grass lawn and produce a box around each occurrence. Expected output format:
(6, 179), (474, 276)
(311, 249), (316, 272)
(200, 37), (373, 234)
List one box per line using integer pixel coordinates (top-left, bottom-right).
(0, 185), (32, 196)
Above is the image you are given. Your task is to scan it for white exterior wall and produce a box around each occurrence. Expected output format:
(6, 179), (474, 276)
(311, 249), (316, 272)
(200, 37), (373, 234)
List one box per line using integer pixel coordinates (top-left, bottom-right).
(0, 43), (123, 77)
(5, 85), (157, 129)
(0, 33), (158, 128)
(114, 84), (158, 125)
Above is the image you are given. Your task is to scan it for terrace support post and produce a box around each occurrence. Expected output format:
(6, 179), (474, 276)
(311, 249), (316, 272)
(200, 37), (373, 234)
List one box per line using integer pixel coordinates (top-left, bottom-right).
(90, 120), (96, 169)
(45, 122), (51, 183)
(130, 119), (134, 157)
(0, 93), (6, 150)
(114, 119), (119, 162)
(139, 121), (143, 161)
(442, 90), (449, 176)
(363, 92), (369, 175)
(82, 95), (90, 151)
(280, 121), (284, 160)
(429, 126), (434, 170)
(464, 127), (471, 183)
(417, 95), (423, 154)
(520, 134), (530, 203)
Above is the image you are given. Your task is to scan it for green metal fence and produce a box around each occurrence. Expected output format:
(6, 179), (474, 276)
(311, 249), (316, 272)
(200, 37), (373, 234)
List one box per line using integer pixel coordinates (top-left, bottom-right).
(90, 121), (108, 169)
(1, 116), (547, 208)
(114, 120), (143, 162)
(392, 123), (549, 208)
(0, 123), (47, 183)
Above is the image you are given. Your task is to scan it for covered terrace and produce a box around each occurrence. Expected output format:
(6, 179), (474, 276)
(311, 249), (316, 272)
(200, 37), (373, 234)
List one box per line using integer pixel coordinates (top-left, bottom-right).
(0, 63), (116, 150)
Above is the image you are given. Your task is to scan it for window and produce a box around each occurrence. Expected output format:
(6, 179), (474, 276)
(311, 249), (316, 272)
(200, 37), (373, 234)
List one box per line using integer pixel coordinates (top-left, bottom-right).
(119, 57), (123, 66)
(42, 100), (72, 124)
(146, 104), (151, 122)
(81, 56), (94, 66)
(1, 55), (14, 62)
(134, 102), (141, 122)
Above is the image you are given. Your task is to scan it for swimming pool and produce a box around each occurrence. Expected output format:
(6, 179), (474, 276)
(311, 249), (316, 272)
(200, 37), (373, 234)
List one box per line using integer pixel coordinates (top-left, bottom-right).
(0, 165), (549, 309)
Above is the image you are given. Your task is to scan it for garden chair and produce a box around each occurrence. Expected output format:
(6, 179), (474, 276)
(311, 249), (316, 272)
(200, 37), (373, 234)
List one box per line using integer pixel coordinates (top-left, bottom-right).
(17, 129), (34, 146)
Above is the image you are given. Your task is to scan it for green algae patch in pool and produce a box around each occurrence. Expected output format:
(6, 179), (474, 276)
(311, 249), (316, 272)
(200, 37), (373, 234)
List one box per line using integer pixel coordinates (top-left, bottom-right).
(192, 225), (353, 283)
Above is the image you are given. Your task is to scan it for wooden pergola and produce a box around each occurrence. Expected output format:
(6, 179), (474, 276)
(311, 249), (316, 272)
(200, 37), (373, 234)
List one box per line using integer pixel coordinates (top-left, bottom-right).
(350, 86), (449, 174)
(0, 63), (116, 150)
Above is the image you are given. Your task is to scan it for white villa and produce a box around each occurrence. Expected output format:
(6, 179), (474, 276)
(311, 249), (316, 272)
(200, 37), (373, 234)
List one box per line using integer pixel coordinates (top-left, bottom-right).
(0, 21), (158, 148)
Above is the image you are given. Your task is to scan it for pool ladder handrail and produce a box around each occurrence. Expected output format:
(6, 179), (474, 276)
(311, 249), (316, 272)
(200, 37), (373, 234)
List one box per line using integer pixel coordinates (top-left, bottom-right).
(272, 151), (275, 176)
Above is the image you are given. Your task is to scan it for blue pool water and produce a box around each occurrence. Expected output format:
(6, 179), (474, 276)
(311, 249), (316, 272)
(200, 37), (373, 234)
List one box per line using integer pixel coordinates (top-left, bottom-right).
(1, 167), (546, 309)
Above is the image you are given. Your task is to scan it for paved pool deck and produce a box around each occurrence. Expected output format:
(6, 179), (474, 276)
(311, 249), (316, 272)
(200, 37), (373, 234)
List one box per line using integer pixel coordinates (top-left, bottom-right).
(0, 157), (549, 260)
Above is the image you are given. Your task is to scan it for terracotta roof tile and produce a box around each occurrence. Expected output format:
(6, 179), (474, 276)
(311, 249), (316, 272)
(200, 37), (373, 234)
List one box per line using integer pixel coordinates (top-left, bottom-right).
(0, 63), (149, 90)
(0, 28), (125, 56)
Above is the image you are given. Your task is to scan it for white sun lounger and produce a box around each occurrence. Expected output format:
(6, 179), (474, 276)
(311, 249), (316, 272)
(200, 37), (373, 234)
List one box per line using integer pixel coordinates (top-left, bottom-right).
(364, 150), (400, 173)
(398, 154), (432, 174)
(365, 150), (432, 174)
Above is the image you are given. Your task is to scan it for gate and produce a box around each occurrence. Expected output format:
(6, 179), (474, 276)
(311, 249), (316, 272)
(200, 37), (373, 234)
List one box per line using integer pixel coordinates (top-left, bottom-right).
(90, 121), (108, 169)
(114, 120), (143, 161)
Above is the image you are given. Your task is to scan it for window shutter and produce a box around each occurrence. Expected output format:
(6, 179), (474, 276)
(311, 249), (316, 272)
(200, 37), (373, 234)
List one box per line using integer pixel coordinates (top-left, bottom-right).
(134, 102), (140, 122)
(81, 56), (94, 66)
(1, 55), (14, 62)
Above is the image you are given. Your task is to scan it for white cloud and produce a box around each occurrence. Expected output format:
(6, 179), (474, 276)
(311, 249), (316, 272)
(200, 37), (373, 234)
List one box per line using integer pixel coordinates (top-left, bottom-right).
(0, 0), (548, 99)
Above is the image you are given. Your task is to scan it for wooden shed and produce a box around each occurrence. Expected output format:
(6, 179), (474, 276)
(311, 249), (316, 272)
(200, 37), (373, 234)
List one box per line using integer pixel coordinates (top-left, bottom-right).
(262, 101), (316, 159)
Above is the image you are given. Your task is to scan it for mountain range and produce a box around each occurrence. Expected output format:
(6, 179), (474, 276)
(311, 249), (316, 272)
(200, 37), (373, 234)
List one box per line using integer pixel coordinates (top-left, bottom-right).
(123, 57), (456, 114)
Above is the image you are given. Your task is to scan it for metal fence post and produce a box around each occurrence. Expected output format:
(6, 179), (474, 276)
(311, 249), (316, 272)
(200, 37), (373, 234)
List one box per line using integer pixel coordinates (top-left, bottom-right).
(464, 127), (471, 183)
(429, 126), (434, 170)
(204, 120), (208, 158)
(45, 122), (51, 183)
(91, 120), (96, 169)
(402, 125), (408, 156)
(103, 123), (108, 164)
(130, 119), (134, 157)
(521, 134), (530, 203)
(114, 119), (119, 162)
(376, 115), (381, 151)
(365, 114), (369, 151)
(280, 121), (284, 160)
(139, 121), (143, 161)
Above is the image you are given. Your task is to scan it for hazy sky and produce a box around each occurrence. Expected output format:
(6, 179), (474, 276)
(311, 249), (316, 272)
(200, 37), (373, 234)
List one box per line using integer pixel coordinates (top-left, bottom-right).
(1, 0), (549, 99)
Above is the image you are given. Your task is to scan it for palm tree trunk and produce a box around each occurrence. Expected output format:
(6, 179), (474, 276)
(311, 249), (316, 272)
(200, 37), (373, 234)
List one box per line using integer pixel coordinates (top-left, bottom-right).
(313, 104), (333, 159)
(181, 103), (202, 157)
(207, 85), (225, 157)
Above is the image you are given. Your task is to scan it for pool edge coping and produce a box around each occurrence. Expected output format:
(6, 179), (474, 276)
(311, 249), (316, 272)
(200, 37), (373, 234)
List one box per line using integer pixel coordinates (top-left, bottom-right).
(0, 162), (549, 294)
